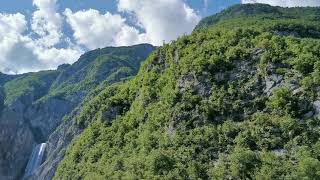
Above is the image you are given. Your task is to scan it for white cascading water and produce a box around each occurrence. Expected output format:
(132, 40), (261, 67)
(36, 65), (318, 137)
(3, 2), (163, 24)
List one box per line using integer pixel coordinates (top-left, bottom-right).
(23, 143), (47, 178)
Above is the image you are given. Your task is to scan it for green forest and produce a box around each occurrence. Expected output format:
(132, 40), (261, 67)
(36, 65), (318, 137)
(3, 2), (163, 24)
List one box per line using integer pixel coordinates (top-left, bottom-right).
(54, 4), (320, 180)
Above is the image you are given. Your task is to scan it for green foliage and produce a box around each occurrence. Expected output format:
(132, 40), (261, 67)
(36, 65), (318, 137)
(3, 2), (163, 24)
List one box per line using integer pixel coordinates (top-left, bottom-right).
(235, 113), (299, 150)
(266, 87), (299, 116)
(1, 44), (154, 108)
(0, 72), (17, 86)
(3, 71), (59, 105)
(39, 44), (155, 103)
(55, 4), (320, 180)
(195, 3), (320, 30)
(230, 148), (260, 178)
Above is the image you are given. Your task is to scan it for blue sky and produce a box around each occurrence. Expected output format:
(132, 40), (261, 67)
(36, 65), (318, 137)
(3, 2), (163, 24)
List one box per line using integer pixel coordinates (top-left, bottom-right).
(0, 0), (319, 74)
(0, 0), (240, 17)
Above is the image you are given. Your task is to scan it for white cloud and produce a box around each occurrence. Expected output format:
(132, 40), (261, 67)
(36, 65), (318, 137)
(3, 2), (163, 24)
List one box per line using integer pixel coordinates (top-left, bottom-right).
(32, 45), (82, 69)
(118, 0), (201, 45)
(114, 25), (148, 46)
(0, 13), (27, 35)
(32, 0), (62, 47)
(242, 0), (320, 7)
(64, 8), (147, 49)
(0, 0), (202, 73)
(0, 13), (27, 53)
(0, 13), (28, 73)
(64, 0), (201, 48)
(0, 0), (82, 74)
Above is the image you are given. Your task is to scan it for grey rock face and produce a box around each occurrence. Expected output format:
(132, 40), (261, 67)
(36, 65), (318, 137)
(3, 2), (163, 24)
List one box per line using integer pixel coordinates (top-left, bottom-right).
(0, 88), (93, 180)
(0, 103), (35, 180)
(25, 98), (76, 139)
(28, 100), (125, 180)
(174, 49), (179, 63)
(264, 74), (284, 95)
(178, 73), (212, 97)
(313, 100), (320, 118)
(303, 111), (314, 119)
(0, 93), (78, 180)
(27, 120), (81, 180)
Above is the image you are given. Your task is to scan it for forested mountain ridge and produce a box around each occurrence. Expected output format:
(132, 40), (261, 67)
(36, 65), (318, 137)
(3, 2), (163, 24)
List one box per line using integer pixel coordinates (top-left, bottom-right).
(195, 3), (320, 30)
(54, 4), (320, 180)
(0, 44), (155, 180)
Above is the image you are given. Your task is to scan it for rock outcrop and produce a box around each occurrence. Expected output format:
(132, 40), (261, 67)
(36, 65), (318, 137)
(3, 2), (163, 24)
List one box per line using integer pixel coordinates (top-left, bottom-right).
(0, 85), (76, 180)
(27, 120), (81, 180)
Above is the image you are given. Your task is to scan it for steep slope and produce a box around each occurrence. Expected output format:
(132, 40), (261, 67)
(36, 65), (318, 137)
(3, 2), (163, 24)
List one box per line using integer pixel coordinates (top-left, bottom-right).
(28, 45), (155, 180)
(0, 73), (19, 86)
(0, 71), (61, 180)
(55, 4), (320, 180)
(195, 3), (320, 30)
(0, 44), (155, 180)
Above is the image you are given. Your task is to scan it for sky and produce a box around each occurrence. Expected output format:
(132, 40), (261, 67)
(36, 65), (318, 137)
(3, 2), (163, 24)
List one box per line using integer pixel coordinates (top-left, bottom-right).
(0, 0), (319, 74)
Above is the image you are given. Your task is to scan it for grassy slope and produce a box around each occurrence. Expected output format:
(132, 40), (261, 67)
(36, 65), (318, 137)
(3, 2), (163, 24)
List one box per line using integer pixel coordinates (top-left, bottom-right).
(3, 71), (59, 105)
(44, 44), (155, 102)
(55, 4), (320, 180)
(2, 44), (155, 106)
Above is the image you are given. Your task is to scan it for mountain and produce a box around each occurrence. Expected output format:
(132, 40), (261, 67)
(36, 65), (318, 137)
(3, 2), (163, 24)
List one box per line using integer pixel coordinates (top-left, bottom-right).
(0, 44), (155, 180)
(0, 73), (18, 87)
(53, 4), (320, 180)
(195, 3), (320, 30)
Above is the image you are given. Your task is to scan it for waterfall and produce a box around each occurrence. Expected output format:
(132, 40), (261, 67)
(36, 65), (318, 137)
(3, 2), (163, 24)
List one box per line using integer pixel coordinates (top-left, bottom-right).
(23, 143), (47, 178)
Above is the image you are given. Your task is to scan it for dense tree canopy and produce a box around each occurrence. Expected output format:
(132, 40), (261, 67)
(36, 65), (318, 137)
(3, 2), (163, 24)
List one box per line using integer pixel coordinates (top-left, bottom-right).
(54, 4), (320, 180)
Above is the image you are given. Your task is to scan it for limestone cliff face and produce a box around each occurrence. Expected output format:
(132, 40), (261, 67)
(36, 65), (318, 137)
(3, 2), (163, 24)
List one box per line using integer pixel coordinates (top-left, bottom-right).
(0, 92), (76, 180)
(0, 44), (155, 180)
(27, 118), (81, 180)
(0, 97), (35, 180)
(25, 98), (76, 140)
